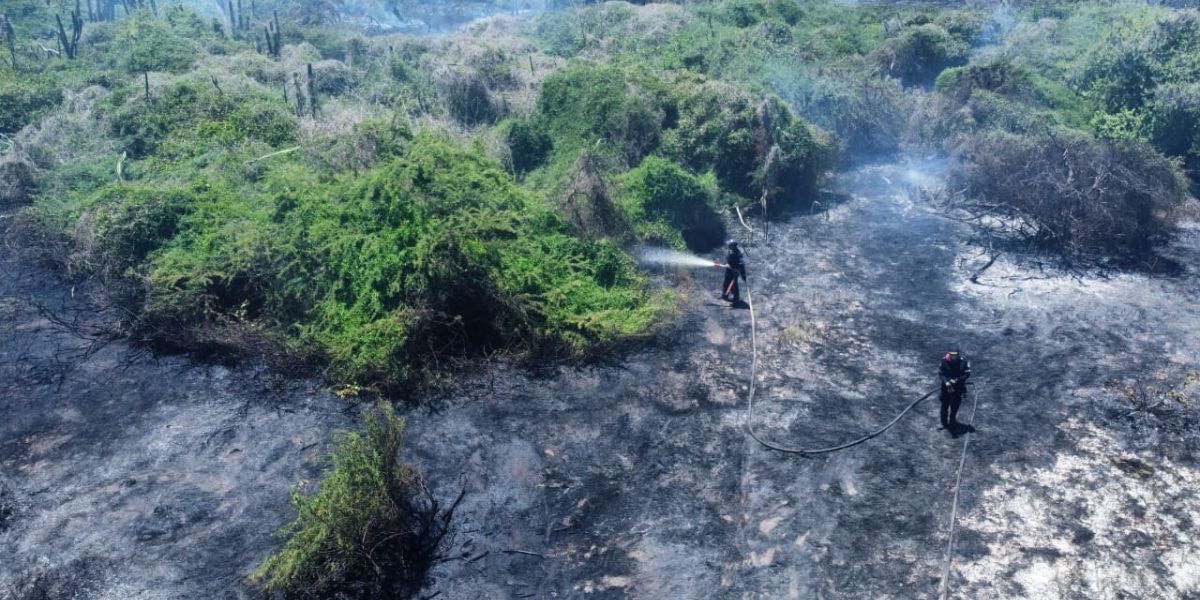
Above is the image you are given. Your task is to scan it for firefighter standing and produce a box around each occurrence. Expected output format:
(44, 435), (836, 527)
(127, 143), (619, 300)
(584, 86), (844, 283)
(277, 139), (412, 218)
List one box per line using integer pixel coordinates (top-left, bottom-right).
(719, 240), (746, 303)
(938, 343), (971, 431)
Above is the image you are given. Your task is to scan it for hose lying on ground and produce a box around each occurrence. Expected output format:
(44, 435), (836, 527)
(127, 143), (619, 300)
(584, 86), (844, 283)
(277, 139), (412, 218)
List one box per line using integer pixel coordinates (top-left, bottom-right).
(733, 215), (981, 597)
(742, 275), (940, 455)
(940, 381), (981, 599)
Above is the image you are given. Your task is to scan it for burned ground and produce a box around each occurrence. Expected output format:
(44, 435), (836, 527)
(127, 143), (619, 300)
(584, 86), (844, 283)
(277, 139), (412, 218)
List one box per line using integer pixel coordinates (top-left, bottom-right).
(406, 162), (1200, 599)
(0, 218), (356, 599)
(2, 160), (1199, 599)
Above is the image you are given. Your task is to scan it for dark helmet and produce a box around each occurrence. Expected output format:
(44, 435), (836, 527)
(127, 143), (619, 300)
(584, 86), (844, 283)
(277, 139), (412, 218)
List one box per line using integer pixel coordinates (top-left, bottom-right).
(947, 342), (962, 356)
(727, 239), (739, 250)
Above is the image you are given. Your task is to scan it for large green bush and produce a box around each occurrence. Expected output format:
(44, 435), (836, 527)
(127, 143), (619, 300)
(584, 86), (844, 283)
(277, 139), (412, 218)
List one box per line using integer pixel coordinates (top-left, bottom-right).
(1149, 83), (1200, 174)
(874, 23), (971, 87)
(107, 80), (298, 158)
(78, 183), (193, 281)
(1074, 11), (1200, 179)
(536, 63), (663, 165)
(662, 80), (835, 208)
(110, 13), (202, 74)
(505, 118), (553, 176)
(619, 155), (724, 251)
(134, 135), (666, 393)
(524, 65), (834, 236)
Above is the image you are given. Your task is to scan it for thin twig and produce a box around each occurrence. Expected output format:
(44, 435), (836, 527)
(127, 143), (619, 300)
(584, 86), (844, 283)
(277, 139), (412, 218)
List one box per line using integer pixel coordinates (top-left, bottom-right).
(734, 204), (754, 234)
(245, 145), (302, 165)
(969, 253), (998, 285)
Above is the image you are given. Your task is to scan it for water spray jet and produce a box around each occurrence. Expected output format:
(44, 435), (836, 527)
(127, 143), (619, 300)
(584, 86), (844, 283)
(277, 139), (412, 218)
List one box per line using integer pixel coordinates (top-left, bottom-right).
(636, 247), (723, 269)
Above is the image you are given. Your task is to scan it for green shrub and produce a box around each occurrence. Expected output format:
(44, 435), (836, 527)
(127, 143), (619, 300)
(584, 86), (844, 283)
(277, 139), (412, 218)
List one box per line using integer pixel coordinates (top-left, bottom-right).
(505, 118), (553, 175)
(107, 81), (298, 158)
(0, 75), (63, 134)
(1079, 44), (1155, 113)
(534, 12), (585, 57)
(619, 155), (724, 251)
(132, 135), (664, 393)
(1091, 108), (1149, 141)
(310, 117), (412, 174)
(766, 0), (803, 26)
(1149, 83), (1200, 174)
(933, 10), (988, 44)
(388, 55), (416, 82)
(310, 59), (355, 95)
(286, 25), (350, 60)
(111, 14), (201, 74)
(79, 183), (193, 280)
(934, 60), (1039, 104)
(1061, 10), (1200, 177)
(1144, 11), (1200, 84)
(922, 59), (1085, 145)
(874, 23), (970, 87)
(725, 0), (765, 28)
(254, 404), (454, 597)
(789, 5), (885, 61)
(663, 80), (835, 206)
(1024, 1), (1086, 21)
(536, 63), (662, 165)
(473, 46), (517, 90)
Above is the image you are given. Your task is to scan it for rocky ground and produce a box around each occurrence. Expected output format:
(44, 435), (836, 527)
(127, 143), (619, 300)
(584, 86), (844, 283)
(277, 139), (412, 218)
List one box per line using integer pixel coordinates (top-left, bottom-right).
(2, 160), (1199, 599)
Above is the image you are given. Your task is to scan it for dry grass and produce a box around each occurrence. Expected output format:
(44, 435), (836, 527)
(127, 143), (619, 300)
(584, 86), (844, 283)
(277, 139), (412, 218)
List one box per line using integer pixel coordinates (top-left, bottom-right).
(0, 153), (36, 208)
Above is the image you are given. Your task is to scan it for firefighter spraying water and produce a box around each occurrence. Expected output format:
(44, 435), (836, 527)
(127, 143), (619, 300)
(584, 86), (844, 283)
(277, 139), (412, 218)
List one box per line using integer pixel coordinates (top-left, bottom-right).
(715, 240), (746, 304)
(636, 243), (747, 305)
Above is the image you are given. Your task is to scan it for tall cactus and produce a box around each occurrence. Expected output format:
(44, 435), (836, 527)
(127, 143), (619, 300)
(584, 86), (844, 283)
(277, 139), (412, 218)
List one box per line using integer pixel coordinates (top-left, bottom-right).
(263, 9), (281, 58)
(226, 0), (251, 34)
(292, 72), (306, 117)
(55, 1), (83, 60)
(89, 0), (117, 22)
(120, 0), (152, 14)
(1, 14), (16, 70)
(307, 62), (318, 118)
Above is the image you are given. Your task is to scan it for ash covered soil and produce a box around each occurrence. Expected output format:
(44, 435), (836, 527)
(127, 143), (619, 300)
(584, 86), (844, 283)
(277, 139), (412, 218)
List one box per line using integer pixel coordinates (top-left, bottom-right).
(3, 161), (1200, 599)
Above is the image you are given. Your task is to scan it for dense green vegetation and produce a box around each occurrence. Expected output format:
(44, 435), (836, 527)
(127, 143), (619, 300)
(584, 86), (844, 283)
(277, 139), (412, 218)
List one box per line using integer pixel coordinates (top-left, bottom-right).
(254, 404), (455, 597)
(916, 4), (1195, 259)
(2, 0), (1196, 391)
(78, 134), (666, 394)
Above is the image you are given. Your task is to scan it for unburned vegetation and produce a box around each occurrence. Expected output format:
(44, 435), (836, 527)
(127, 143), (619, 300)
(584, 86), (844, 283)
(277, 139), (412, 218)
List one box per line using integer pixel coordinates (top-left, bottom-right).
(3, 0), (869, 396)
(916, 4), (1199, 263)
(253, 404), (458, 598)
(0, 0), (1192, 407)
